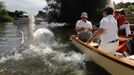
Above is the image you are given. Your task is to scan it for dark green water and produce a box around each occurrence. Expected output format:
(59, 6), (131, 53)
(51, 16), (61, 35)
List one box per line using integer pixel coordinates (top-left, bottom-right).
(0, 22), (110, 75)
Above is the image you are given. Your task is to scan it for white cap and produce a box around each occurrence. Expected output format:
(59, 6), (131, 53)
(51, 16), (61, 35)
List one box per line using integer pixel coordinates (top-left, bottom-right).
(115, 8), (124, 12)
(81, 12), (88, 18)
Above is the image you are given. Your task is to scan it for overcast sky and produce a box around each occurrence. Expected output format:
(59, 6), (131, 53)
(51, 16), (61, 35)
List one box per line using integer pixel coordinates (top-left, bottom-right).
(1, 0), (134, 15)
(114, 0), (134, 4)
(1, 0), (47, 15)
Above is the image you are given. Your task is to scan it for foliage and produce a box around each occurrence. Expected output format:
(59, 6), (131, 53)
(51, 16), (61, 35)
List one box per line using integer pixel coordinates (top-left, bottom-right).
(128, 5), (134, 11)
(0, 1), (6, 18)
(0, 1), (5, 11)
(14, 10), (26, 18)
(115, 2), (134, 11)
(3, 15), (13, 22)
(44, 0), (61, 22)
(36, 11), (47, 20)
(7, 11), (16, 17)
(44, 0), (107, 24)
(0, 1), (13, 22)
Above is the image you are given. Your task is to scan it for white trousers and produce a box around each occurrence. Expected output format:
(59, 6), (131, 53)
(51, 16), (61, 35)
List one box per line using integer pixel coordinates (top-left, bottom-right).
(120, 24), (131, 36)
(98, 42), (119, 55)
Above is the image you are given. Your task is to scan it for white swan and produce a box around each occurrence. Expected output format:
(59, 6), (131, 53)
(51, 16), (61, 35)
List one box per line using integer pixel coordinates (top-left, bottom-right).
(21, 15), (54, 49)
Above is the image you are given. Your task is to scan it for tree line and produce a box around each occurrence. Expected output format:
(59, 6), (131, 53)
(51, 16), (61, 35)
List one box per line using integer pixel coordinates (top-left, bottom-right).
(0, 1), (13, 22)
(115, 2), (134, 11)
(0, 1), (27, 23)
(44, 0), (107, 24)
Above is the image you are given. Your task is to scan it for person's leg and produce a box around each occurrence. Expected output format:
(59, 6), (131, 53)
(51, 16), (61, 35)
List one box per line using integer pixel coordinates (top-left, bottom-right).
(78, 32), (87, 42)
(125, 24), (131, 36)
(120, 24), (131, 36)
(78, 32), (92, 42)
(87, 32), (92, 40)
(120, 24), (125, 30)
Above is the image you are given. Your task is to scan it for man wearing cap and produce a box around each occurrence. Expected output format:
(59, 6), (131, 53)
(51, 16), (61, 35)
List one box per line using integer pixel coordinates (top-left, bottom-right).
(75, 12), (93, 42)
(87, 7), (119, 54)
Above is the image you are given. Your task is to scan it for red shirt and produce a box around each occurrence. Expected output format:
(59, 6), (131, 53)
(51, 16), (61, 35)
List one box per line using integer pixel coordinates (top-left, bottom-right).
(115, 13), (128, 26)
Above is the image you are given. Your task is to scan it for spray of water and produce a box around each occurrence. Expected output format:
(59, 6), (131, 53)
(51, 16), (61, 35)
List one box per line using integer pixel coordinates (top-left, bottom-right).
(0, 15), (88, 75)
(26, 15), (55, 49)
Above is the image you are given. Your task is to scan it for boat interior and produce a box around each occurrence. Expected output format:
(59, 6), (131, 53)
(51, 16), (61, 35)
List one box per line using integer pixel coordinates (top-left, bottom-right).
(93, 35), (134, 66)
(71, 29), (134, 66)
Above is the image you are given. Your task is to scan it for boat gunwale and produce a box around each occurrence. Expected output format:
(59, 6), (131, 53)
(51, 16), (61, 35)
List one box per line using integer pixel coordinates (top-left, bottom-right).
(71, 36), (134, 70)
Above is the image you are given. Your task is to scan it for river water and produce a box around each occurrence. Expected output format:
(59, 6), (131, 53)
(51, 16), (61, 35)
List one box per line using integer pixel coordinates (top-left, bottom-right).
(0, 22), (110, 75)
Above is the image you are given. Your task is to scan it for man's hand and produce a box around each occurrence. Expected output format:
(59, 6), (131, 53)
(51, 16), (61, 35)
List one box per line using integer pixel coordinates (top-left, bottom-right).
(75, 27), (84, 32)
(123, 20), (129, 24)
(88, 28), (93, 32)
(86, 28), (105, 43)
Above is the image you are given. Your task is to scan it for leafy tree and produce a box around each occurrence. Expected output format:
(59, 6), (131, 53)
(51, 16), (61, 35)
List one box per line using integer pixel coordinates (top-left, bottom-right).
(0, 1), (6, 11)
(0, 1), (7, 18)
(36, 10), (47, 20)
(44, 0), (107, 24)
(128, 5), (134, 11)
(115, 2), (134, 9)
(44, 0), (61, 22)
(0, 1), (13, 22)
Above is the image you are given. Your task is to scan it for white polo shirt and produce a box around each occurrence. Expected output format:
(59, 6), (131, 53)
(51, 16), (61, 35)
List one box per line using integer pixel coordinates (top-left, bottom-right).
(100, 15), (118, 43)
(76, 20), (92, 34)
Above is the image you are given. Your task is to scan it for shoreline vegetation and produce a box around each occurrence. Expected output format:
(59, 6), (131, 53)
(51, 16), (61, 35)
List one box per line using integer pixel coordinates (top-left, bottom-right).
(0, 1), (28, 23)
(0, 1), (13, 23)
(115, 2), (134, 24)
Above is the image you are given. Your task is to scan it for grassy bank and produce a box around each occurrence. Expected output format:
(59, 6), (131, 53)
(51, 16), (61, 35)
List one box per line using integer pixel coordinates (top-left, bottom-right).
(0, 15), (13, 22)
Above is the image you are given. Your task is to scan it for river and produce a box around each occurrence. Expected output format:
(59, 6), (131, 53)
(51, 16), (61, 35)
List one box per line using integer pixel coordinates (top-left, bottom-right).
(0, 22), (110, 75)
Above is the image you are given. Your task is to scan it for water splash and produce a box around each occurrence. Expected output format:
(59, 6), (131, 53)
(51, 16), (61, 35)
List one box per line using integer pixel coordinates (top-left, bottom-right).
(0, 42), (87, 75)
(22, 15), (55, 49)
(0, 52), (22, 63)
(0, 16), (88, 75)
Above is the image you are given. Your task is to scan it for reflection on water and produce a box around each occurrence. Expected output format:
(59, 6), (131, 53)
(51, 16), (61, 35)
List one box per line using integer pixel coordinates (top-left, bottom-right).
(0, 22), (110, 75)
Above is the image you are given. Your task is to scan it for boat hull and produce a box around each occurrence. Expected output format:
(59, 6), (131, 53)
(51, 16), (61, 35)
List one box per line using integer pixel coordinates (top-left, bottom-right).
(72, 38), (134, 75)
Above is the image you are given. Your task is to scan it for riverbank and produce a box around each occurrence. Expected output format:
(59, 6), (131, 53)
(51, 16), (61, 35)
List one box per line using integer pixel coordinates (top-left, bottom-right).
(0, 15), (13, 23)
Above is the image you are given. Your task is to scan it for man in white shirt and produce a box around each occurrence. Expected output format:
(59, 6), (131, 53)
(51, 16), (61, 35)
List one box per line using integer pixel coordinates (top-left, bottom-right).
(75, 12), (93, 42)
(87, 7), (119, 54)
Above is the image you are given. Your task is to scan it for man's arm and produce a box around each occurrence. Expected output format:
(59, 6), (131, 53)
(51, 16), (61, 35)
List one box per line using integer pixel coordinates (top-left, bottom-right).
(122, 15), (129, 24)
(88, 28), (93, 32)
(75, 27), (84, 32)
(87, 28), (106, 43)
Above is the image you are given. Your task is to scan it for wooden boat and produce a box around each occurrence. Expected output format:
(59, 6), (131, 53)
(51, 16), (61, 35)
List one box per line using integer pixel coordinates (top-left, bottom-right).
(70, 35), (134, 75)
